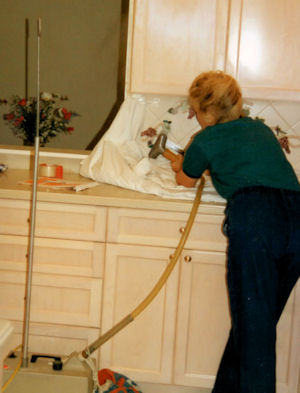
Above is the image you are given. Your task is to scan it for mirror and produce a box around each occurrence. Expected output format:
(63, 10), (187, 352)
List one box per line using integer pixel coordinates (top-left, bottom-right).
(0, 0), (128, 150)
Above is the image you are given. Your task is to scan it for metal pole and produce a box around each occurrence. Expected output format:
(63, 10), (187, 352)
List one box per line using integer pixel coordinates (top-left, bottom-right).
(22, 17), (41, 368)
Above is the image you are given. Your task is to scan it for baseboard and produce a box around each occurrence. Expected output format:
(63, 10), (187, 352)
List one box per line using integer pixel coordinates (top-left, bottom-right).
(137, 381), (211, 393)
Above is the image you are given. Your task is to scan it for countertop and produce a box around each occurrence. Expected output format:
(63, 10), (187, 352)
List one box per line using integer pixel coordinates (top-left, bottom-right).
(0, 168), (225, 213)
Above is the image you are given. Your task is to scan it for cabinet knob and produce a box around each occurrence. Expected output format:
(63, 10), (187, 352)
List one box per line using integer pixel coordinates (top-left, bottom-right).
(179, 227), (185, 234)
(184, 255), (192, 263)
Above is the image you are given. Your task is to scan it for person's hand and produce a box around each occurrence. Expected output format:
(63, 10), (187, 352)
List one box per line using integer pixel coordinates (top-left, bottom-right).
(171, 153), (184, 172)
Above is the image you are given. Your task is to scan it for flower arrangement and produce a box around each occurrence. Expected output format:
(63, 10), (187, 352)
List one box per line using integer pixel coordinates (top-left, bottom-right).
(0, 92), (79, 146)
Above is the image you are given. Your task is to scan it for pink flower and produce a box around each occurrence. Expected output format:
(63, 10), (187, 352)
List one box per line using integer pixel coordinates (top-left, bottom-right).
(187, 107), (196, 119)
(4, 113), (15, 121)
(18, 99), (27, 106)
(62, 107), (71, 120)
(14, 116), (24, 126)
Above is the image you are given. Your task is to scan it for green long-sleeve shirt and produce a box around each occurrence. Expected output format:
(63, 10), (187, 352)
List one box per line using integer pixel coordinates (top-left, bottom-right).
(182, 117), (300, 199)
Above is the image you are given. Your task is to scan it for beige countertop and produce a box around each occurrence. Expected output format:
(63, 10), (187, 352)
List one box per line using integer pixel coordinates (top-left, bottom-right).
(0, 145), (225, 213)
(0, 168), (225, 213)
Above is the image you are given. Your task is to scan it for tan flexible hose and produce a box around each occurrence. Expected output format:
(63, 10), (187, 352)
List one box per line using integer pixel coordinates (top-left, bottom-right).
(1, 345), (22, 392)
(82, 176), (205, 358)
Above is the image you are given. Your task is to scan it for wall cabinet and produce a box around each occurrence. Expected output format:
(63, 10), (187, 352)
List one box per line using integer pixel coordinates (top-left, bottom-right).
(227, 0), (300, 101)
(127, 0), (300, 101)
(128, 0), (229, 95)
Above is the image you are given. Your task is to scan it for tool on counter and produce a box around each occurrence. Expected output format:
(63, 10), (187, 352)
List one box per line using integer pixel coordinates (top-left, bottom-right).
(0, 164), (8, 173)
(148, 132), (184, 161)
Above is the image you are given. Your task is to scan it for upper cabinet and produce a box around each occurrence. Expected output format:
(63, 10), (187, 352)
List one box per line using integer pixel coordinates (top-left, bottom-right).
(127, 0), (300, 101)
(227, 0), (300, 101)
(127, 0), (230, 95)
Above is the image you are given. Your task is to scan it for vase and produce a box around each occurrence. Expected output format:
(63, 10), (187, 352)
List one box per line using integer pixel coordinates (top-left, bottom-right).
(23, 140), (34, 146)
(23, 139), (45, 147)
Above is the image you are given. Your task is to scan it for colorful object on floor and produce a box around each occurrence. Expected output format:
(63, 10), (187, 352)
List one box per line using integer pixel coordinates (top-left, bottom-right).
(98, 368), (142, 393)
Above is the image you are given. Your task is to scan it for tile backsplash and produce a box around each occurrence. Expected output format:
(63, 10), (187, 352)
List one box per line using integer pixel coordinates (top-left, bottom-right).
(243, 99), (300, 174)
(138, 94), (300, 177)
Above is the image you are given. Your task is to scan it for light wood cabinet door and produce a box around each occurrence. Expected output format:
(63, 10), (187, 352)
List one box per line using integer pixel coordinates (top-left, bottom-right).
(128, 0), (300, 100)
(174, 250), (300, 393)
(227, 0), (300, 101)
(100, 243), (179, 383)
(276, 282), (300, 393)
(174, 250), (230, 388)
(128, 0), (230, 95)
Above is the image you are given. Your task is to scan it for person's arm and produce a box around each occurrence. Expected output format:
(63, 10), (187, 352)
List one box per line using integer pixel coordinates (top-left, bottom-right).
(171, 137), (208, 188)
(171, 153), (184, 173)
(175, 169), (198, 187)
(171, 152), (199, 187)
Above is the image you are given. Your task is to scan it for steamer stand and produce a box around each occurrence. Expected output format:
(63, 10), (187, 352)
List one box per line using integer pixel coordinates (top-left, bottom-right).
(2, 19), (94, 393)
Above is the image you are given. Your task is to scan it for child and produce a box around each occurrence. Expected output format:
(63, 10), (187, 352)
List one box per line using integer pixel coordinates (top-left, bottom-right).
(171, 71), (300, 393)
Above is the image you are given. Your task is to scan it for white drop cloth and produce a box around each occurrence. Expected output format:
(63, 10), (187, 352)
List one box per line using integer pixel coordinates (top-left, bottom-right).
(80, 94), (225, 203)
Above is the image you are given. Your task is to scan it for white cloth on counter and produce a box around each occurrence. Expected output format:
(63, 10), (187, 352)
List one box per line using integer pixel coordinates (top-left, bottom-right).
(80, 94), (225, 203)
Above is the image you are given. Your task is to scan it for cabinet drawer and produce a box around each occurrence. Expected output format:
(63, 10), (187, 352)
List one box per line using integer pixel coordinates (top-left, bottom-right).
(0, 271), (102, 328)
(107, 207), (227, 251)
(0, 199), (107, 241)
(0, 235), (104, 278)
(9, 321), (101, 360)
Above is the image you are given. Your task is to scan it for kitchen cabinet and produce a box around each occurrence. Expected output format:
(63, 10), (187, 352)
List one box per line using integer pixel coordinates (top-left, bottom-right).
(100, 206), (228, 384)
(174, 250), (300, 392)
(103, 205), (299, 392)
(128, 0), (229, 95)
(0, 198), (106, 360)
(127, 0), (300, 100)
(174, 250), (230, 389)
(227, 0), (300, 101)
(106, 206), (227, 251)
(100, 243), (179, 383)
(0, 183), (298, 392)
(0, 198), (106, 241)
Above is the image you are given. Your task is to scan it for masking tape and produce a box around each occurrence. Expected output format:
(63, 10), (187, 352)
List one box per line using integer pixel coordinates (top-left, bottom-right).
(39, 164), (63, 178)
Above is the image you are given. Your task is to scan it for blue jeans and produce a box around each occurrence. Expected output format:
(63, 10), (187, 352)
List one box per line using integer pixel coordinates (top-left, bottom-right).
(212, 186), (300, 393)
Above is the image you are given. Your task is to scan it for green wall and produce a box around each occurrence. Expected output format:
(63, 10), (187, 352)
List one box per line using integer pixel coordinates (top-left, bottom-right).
(0, 0), (122, 149)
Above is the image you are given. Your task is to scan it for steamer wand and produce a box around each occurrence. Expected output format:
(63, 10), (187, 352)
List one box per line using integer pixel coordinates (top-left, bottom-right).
(22, 17), (42, 368)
